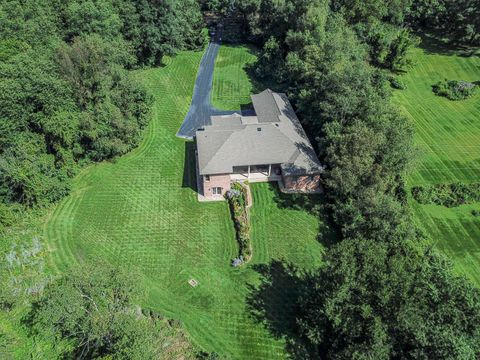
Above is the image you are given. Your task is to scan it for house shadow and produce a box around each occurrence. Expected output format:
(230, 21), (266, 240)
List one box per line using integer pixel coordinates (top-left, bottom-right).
(182, 141), (197, 192)
(246, 260), (318, 359)
(240, 101), (255, 115)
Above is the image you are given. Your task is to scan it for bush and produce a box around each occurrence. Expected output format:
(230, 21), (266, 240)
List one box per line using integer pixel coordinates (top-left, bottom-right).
(389, 76), (406, 90)
(226, 183), (252, 263)
(412, 182), (480, 207)
(432, 79), (477, 100)
(472, 210), (480, 217)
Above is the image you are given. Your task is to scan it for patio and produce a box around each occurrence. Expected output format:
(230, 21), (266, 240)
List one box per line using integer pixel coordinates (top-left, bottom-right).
(230, 164), (282, 183)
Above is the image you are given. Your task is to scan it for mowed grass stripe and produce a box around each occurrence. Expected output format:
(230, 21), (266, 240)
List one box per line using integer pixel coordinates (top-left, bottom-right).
(405, 102), (479, 182)
(212, 44), (257, 110)
(394, 47), (480, 185)
(393, 41), (480, 286)
(249, 183), (324, 268)
(45, 47), (324, 359)
(412, 203), (480, 285)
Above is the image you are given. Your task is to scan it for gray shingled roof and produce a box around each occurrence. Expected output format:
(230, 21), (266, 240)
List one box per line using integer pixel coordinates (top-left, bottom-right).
(251, 90), (281, 123)
(196, 90), (324, 176)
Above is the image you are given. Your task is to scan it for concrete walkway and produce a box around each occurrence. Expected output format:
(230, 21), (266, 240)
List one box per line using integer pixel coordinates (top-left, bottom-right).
(176, 32), (248, 139)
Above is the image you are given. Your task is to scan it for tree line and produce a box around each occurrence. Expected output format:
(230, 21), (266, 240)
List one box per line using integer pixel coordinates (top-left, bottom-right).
(234, 0), (480, 358)
(0, 0), (205, 221)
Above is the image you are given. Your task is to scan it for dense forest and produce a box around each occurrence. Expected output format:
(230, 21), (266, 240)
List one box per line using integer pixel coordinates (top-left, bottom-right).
(0, 0), (205, 214)
(1, 0), (480, 358)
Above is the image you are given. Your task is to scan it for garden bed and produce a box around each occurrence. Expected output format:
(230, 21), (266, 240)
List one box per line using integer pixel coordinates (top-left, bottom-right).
(226, 182), (252, 266)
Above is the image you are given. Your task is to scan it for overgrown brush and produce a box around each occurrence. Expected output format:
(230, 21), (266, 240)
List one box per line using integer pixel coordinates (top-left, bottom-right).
(412, 182), (480, 207)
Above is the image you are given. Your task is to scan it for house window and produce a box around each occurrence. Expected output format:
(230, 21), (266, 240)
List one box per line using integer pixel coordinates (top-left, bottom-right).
(212, 187), (222, 195)
(205, 175), (210, 182)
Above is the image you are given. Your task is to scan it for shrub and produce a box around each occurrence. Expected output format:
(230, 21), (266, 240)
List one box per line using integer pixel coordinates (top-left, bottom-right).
(389, 76), (406, 90)
(226, 183), (252, 263)
(412, 182), (480, 207)
(432, 79), (477, 100)
(472, 210), (480, 217)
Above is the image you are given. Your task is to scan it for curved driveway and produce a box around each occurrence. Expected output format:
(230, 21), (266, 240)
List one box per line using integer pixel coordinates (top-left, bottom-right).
(176, 34), (245, 139)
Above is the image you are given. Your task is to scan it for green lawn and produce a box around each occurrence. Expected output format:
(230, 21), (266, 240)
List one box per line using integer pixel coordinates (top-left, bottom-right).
(212, 44), (258, 110)
(45, 48), (325, 358)
(393, 40), (480, 285)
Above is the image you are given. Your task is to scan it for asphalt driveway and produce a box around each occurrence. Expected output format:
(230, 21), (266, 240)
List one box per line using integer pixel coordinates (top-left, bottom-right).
(176, 33), (246, 139)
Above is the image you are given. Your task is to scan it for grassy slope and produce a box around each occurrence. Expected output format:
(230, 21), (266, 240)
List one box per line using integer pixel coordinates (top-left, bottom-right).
(45, 48), (324, 359)
(393, 42), (480, 285)
(211, 44), (257, 110)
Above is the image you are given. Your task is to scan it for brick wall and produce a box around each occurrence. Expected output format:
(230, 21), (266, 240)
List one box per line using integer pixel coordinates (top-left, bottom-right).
(283, 174), (321, 192)
(202, 174), (231, 198)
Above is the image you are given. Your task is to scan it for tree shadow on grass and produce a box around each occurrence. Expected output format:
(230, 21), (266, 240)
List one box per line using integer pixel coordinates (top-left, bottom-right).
(268, 183), (340, 248)
(417, 31), (479, 57)
(246, 260), (317, 359)
(268, 183), (323, 216)
(182, 141), (197, 192)
(245, 62), (286, 95)
(237, 43), (287, 95)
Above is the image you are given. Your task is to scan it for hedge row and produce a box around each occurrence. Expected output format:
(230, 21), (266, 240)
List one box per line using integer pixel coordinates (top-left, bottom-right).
(412, 182), (480, 207)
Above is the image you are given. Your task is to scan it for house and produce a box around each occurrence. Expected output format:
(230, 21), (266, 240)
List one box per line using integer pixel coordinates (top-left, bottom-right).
(195, 89), (324, 200)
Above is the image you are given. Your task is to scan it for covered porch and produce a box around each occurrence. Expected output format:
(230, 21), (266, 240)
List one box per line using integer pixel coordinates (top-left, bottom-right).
(230, 164), (282, 183)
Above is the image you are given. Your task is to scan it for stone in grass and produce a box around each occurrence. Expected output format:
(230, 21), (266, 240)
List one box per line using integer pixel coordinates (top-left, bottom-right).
(188, 278), (199, 287)
(231, 256), (244, 267)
